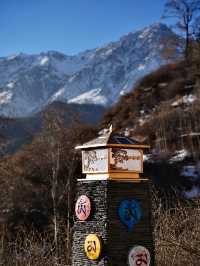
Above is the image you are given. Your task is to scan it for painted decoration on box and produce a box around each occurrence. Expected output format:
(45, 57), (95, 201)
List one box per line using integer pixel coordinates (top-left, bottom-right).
(84, 234), (102, 260)
(128, 246), (150, 266)
(82, 149), (108, 173)
(110, 148), (142, 172)
(118, 200), (142, 231)
(75, 195), (91, 221)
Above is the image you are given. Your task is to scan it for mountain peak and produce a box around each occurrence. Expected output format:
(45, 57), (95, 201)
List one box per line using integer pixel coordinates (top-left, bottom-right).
(6, 52), (27, 61)
(137, 22), (174, 37)
(147, 22), (170, 30)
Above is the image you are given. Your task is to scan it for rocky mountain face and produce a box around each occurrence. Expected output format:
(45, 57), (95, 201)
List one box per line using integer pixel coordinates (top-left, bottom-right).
(0, 23), (181, 118)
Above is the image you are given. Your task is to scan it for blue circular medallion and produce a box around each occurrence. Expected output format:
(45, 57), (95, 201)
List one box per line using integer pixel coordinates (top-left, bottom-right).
(118, 200), (142, 231)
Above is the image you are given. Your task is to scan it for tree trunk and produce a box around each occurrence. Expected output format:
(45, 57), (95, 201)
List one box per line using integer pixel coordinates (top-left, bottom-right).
(185, 23), (190, 62)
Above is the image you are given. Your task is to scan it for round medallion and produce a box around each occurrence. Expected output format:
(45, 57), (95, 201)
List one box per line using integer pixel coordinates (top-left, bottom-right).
(118, 200), (142, 231)
(75, 195), (91, 221)
(84, 234), (102, 260)
(128, 246), (151, 266)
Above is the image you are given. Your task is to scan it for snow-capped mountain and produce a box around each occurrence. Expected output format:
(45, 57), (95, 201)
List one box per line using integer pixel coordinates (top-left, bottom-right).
(0, 23), (181, 117)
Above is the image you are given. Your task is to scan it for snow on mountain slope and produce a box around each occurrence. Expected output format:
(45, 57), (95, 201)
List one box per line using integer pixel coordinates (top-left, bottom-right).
(68, 88), (108, 105)
(0, 23), (182, 117)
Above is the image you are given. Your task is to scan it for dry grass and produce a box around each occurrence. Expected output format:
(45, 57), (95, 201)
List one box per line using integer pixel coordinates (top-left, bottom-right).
(0, 193), (200, 265)
(0, 221), (71, 266)
(153, 191), (200, 266)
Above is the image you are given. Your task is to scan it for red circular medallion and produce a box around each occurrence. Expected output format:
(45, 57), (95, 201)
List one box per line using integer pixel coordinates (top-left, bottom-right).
(75, 195), (91, 221)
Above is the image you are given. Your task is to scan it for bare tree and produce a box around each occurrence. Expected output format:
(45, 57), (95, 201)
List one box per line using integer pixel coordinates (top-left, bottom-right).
(42, 111), (98, 265)
(163, 0), (200, 60)
(193, 17), (200, 72)
(42, 112), (63, 265)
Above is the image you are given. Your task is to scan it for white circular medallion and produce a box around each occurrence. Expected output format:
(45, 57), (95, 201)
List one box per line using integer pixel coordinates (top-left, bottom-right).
(128, 246), (151, 266)
(75, 195), (91, 221)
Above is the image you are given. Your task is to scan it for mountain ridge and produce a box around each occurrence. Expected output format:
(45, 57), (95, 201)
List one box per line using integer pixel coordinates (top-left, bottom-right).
(0, 23), (182, 118)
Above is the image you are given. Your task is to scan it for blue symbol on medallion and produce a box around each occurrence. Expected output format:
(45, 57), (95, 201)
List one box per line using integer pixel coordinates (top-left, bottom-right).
(118, 200), (142, 231)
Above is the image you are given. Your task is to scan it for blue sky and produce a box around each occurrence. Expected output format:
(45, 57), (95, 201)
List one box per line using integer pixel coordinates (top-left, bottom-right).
(0, 0), (166, 56)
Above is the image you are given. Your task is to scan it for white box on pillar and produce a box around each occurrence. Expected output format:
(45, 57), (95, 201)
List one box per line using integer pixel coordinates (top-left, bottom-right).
(76, 130), (149, 181)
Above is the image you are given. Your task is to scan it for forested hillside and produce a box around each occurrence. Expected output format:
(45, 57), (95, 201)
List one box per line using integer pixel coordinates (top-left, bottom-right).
(100, 34), (200, 195)
(102, 60), (200, 158)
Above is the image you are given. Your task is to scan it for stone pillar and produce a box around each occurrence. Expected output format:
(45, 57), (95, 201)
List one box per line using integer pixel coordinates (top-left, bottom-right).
(72, 180), (108, 266)
(72, 179), (154, 266)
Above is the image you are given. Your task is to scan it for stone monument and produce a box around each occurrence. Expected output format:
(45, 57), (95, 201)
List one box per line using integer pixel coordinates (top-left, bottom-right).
(72, 130), (154, 266)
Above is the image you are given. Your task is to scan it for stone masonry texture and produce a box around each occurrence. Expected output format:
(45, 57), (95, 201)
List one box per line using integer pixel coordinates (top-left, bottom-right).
(72, 180), (109, 266)
(72, 180), (154, 266)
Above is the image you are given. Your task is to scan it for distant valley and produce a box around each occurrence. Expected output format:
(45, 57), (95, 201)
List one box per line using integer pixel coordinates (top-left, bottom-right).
(0, 102), (105, 154)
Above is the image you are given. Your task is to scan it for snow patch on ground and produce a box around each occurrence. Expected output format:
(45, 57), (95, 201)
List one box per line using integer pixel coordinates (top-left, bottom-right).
(104, 48), (115, 56)
(7, 54), (20, 60)
(169, 149), (189, 163)
(50, 87), (65, 101)
(40, 56), (49, 66)
(0, 91), (13, 104)
(7, 82), (15, 89)
(139, 118), (146, 126)
(68, 88), (107, 105)
(171, 94), (197, 107)
(183, 94), (197, 104)
(138, 64), (146, 71)
(158, 82), (168, 88)
(139, 28), (150, 39)
(68, 74), (77, 83)
(120, 89), (126, 96)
